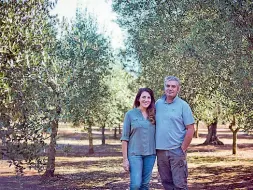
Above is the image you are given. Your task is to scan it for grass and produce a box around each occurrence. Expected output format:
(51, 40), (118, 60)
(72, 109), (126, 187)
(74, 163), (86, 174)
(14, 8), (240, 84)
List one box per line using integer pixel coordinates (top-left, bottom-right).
(0, 123), (253, 189)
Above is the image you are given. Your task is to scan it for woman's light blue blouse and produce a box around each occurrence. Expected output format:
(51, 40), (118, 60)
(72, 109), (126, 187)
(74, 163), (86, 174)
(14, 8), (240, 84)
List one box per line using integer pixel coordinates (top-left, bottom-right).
(120, 108), (156, 156)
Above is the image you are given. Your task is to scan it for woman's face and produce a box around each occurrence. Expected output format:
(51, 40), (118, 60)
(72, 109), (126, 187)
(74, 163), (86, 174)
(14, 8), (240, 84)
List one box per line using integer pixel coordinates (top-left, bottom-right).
(138, 91), (151, 109)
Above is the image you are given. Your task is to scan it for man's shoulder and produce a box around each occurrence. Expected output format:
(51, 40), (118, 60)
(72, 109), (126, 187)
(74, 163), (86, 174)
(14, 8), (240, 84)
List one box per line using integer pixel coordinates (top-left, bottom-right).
(156, 95), (166, 104)
(176, 97), (193, 113)
(156, 98), (163, 103)
(155, 98), (165, 107)
(176, 97), (190, 106)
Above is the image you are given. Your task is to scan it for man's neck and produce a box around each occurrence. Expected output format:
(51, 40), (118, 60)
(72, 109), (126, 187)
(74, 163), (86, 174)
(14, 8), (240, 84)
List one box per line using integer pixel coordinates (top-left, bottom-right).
(166, 96), (175, 103)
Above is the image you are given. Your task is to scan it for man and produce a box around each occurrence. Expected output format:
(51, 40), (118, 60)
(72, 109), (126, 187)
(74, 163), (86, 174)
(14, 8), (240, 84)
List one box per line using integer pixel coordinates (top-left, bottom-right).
(156, 76), (195, 190)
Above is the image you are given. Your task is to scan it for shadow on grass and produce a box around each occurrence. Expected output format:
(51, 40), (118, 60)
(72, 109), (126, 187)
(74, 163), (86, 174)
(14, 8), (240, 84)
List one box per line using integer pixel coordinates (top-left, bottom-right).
(1, 162), (252, 190)
(55, 156), (123, 169)
(58, 131), (121, 142)
(53, 144), (122, 158)
(1, 126), (253, 190)
(189, 165), (253, 190)
(189, 143), (253, 153)
(194, 131), (253, 140)
(0, 170), (162, 190)
(189, 156), (253, 163)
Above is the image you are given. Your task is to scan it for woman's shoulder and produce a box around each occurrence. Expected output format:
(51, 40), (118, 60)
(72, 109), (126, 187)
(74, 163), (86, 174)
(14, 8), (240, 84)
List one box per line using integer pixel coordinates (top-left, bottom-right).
(126, 108), (138, 116)
(125, 108), (141, 120)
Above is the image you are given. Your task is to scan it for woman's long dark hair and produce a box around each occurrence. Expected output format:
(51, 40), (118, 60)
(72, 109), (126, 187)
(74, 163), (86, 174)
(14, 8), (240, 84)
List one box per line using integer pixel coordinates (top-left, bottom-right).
(133, 88), (156, 125)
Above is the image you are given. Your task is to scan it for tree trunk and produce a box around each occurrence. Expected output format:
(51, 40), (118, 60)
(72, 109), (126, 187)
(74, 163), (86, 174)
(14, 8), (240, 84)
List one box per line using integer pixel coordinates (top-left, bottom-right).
(229, 115), (240, 155)
(0, 113), (11, 160)
(0, 135), (6, 160)
(118, 124), (121, 135)
(114, 127), (117, 139)
(194, 120), (199, 138)
(101, 125), (105, 145)
(43, 93), (61, 178)
(232, 131), (238, 154)
(203, 118), (224, 145)
(43, 118), (59, 177)
(88, 124), (94, 154)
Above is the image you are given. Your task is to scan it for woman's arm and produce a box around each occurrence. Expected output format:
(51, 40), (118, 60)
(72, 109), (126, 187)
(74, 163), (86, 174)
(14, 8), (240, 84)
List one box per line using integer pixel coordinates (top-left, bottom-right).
(122, 140), (129, 172)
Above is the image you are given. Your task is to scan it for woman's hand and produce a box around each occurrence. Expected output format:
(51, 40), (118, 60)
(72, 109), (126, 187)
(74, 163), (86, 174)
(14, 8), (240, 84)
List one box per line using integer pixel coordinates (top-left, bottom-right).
(123, 158), (129, 172)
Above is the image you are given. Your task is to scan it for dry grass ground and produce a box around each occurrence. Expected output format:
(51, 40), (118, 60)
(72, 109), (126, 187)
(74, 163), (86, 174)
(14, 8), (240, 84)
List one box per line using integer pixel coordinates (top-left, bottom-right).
(0, 123), (253, 190)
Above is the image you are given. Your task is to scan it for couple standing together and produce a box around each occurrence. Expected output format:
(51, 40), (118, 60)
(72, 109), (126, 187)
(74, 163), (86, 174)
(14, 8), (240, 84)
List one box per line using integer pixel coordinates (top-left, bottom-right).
(121, 76), (195, 190)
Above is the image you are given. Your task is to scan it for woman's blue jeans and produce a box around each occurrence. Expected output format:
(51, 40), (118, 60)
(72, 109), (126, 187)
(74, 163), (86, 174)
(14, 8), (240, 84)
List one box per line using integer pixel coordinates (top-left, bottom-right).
(128, 154), (156, 190)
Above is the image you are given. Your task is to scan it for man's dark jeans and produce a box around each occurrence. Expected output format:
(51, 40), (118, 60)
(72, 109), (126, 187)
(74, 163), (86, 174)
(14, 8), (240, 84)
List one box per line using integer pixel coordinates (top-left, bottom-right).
(157, 147), (188, 190)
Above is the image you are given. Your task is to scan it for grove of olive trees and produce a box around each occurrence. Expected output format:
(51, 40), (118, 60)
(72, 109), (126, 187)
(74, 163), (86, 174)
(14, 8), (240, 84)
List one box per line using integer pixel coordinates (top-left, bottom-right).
(1, 0), (252, 182)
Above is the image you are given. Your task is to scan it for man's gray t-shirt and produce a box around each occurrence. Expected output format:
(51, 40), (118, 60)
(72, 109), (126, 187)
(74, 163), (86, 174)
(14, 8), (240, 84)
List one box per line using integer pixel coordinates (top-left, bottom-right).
(156, 95), (195, 150)
(121, 108), (156, 156)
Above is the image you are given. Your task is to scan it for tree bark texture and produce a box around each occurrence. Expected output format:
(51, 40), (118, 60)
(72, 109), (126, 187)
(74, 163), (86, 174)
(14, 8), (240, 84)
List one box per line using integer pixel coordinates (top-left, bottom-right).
(118, 124), (121, 135)
(232, 131), (238, 155)
(114, 127), (117, 139)
(229, 115), (240, 155)
(194, 120), (199, 138)
(0, 115), (7, 159)
(0, 113), (11, 160)
(101, 125), (105, 145)
(88, 124), (94, 154)
(43, 119), (58, 177)
(203, 118), (224, 145)
(43, 93), (61, 178)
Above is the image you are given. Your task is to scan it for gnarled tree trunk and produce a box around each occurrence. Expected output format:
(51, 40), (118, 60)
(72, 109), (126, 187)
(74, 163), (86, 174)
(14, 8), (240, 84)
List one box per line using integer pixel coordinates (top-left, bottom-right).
(203, 118), (224, 145)
(229, 115), (240, 155)
(43, 94), (61, 177)
(43, 117), (59, 177)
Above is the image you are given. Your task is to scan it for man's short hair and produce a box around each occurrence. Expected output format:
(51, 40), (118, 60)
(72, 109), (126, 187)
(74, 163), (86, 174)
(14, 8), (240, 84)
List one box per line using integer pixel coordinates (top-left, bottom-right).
(164, 76), (180, 87)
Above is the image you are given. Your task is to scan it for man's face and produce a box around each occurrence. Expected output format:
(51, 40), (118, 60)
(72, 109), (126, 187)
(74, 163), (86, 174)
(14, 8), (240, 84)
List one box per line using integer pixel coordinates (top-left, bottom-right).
(164, 80), (180, 99)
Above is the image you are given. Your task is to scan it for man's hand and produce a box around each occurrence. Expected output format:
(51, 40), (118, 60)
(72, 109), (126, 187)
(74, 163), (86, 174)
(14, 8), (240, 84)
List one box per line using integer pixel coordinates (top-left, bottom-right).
(123, 158), (129, 172)
(181, 145), (187, 153)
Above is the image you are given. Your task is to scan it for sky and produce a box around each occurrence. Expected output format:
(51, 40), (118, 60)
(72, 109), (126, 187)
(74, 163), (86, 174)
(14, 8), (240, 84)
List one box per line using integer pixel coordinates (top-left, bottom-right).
(51, 0), (125, 49)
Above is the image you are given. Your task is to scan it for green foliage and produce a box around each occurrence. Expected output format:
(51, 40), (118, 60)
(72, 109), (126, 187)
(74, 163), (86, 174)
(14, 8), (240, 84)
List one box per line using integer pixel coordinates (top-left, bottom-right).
(95, 65), (135, 128)
(58, 9), (113, 127)
(0, 0), (58, 174)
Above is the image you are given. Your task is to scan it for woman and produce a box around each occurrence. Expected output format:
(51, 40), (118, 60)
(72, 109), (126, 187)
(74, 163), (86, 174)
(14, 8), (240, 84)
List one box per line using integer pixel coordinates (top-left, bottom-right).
(121, 88), (156, 190)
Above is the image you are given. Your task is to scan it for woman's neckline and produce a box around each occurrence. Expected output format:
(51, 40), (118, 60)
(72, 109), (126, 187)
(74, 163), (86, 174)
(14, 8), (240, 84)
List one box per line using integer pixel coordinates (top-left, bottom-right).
(136, 107), (148, 120)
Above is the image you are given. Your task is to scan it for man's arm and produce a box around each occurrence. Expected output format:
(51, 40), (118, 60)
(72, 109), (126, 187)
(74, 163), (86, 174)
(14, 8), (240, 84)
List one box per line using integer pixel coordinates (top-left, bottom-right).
(181, 124), (195, 152)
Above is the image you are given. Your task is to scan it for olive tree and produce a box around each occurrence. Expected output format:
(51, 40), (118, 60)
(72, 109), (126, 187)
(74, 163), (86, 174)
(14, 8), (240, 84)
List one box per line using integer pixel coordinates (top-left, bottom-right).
(0, 0), (59, 174)
(58, 9), (113, 154)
